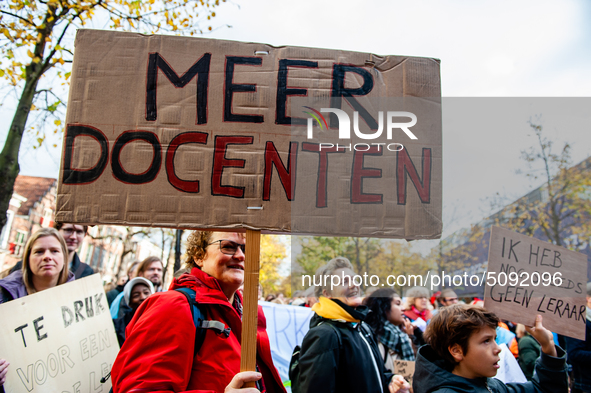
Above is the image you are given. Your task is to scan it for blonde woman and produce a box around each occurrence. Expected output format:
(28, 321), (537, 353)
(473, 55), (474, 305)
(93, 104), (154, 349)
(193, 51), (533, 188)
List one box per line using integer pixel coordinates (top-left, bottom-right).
(0, 227), (74, 387)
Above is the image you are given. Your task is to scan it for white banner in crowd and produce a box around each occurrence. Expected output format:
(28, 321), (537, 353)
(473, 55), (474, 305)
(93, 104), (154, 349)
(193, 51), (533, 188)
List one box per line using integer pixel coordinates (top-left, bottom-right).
(259, 304), (527, 386)
(493, 344), (527, 384)
(260, 301), (313, 382)
(0, 274), (118, 392)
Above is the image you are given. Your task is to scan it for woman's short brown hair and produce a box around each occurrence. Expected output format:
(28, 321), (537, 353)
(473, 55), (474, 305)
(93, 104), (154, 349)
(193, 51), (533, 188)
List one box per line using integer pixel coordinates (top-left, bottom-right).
(22, 228), (70, 294)
(424, 303), (499, 367)
(184, 231), (215, 269)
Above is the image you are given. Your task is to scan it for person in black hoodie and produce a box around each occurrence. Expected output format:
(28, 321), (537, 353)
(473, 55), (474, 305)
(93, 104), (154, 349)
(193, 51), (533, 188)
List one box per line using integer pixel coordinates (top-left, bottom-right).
(413, 304), (568, 393)
(295, 257), (409, 393)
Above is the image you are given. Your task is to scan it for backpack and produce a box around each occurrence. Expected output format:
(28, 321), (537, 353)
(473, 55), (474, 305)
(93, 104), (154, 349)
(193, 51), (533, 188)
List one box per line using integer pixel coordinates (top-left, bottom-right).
(174, 286), (232, 356)
(104, 286), (230, 391)
(288, 321), (342, 393)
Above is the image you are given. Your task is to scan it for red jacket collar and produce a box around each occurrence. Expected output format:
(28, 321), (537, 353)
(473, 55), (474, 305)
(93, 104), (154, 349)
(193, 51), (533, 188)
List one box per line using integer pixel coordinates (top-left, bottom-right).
(170, 267), (243, 306)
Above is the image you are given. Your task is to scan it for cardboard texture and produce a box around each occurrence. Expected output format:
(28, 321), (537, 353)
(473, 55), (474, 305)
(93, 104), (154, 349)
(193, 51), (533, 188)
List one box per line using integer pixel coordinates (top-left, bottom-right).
(0, 275), (118, 392)
(394, 360), (415, 386)
(484, 226), (587, 340)
(56, 29), (441, 238)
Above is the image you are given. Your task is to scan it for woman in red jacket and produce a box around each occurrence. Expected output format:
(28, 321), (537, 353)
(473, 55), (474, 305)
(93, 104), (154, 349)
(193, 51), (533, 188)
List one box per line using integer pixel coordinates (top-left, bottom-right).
(111, 231), (285, 393)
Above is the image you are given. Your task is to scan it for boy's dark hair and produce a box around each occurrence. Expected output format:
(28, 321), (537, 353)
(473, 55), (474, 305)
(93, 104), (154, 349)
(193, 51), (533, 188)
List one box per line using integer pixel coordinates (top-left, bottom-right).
(424, 304), (499, 366)
(54, 222), (88, 233)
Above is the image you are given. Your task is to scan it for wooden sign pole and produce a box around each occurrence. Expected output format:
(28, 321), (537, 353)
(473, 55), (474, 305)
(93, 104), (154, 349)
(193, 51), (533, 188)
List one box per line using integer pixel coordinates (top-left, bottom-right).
(240, 228), (261, 387)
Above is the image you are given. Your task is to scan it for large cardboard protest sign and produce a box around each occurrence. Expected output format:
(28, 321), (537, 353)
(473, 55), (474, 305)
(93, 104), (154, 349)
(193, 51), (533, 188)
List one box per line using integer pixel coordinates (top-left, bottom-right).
(484, 226), (587, 340)
(56, 29), (442, 239)
(0, 275), (117, 392)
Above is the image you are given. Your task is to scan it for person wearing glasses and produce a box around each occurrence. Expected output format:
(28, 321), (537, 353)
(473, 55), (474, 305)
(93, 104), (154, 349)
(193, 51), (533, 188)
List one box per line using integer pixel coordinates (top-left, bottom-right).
(432, 288), (459, 316)
(402, 286), (433, 349)
(9, 223), (94, 279)
(110, 231), (285, 393)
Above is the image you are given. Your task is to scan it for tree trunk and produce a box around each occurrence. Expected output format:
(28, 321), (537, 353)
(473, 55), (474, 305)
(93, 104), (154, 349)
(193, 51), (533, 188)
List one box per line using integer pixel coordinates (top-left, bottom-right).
(174, 229), (183, 273)
(0, 77), (40, 229)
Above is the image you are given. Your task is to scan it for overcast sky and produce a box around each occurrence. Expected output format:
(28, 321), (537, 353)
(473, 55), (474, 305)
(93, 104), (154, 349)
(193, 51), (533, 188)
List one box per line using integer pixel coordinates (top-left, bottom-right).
(2, 0), (590, 244)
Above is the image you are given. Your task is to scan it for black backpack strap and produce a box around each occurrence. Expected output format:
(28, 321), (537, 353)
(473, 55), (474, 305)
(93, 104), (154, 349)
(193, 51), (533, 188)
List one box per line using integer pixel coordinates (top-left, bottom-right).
(174, 287), (231, 357)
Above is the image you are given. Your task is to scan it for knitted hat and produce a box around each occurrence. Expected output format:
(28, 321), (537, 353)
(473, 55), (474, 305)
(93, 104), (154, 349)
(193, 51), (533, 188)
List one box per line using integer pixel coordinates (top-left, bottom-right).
(124, 277), (155, 305)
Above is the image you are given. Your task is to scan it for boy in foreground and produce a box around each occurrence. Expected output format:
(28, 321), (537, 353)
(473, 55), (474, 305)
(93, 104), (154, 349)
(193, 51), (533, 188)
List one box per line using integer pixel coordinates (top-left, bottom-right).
(413, 304), (568, 393)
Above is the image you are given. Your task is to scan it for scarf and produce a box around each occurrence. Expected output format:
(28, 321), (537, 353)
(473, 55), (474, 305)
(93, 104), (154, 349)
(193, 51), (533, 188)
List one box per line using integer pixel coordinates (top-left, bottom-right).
(380, 320), (415, 361)
(312, 297), (364, 323)
(411, 305), (428, 321)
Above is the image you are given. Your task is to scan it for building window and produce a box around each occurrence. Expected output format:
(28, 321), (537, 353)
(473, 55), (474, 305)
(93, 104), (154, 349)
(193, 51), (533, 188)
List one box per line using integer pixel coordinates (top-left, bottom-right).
(14, 230), (27, 255)
(40, 208), (53, 228)
(92, 246), (104, 269)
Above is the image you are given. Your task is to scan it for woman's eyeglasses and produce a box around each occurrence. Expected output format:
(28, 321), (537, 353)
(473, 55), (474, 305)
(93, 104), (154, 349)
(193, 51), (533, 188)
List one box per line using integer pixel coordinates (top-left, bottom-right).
(208, 240), (246, 255)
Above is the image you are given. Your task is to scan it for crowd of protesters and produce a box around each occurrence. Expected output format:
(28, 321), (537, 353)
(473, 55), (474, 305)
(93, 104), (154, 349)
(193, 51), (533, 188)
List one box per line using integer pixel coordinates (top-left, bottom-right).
(0, 225), (589, 393)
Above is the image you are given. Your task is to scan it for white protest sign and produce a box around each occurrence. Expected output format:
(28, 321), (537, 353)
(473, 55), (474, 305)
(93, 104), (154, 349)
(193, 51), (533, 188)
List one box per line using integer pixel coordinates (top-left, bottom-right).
(0, 274), (118, 392)
(493, 344), (527, 384)
(484, 226), (587, 340)
(259, 301), (313, 383)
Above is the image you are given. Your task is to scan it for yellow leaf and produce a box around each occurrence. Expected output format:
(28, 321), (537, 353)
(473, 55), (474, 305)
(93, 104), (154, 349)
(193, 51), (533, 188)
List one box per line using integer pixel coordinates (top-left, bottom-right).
(54, 120), (61, 126)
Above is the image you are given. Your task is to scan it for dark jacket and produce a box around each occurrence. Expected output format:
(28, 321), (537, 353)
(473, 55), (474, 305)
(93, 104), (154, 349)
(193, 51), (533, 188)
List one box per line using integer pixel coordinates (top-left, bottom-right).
(518, 335), (541, 380)
(565, 317), (591, 392)
(8, 252), (93, 279)
(0, 270), (28, 303)
(113, 307), (136, 347)
(69, 252), (94, 278)
(107, 284), (125, 307)
(413, 344), (568, 393)
(298, 298), (393, 393)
